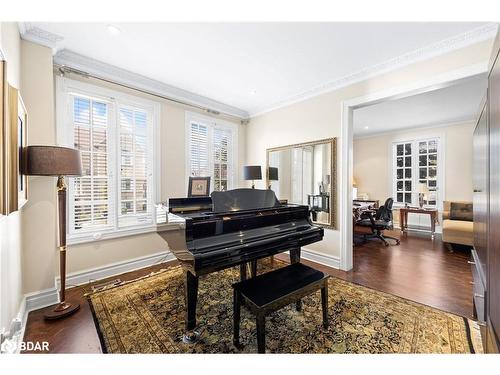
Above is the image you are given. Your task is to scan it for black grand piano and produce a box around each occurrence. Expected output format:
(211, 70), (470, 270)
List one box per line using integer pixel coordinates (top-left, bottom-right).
(163, 188), (324, 343)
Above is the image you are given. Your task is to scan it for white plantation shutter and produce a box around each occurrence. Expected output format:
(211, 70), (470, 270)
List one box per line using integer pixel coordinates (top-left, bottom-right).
(213, 127), (232, 192)
(70, 96), (112, 232)
(187, 116), (235, 192)
(118, 106), (153, 227)
(189, 122), (210, 178)
(60, 78), (158, 242)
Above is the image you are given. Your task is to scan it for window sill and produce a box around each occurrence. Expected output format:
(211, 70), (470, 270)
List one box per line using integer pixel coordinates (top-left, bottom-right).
(67, 221), (184, 246)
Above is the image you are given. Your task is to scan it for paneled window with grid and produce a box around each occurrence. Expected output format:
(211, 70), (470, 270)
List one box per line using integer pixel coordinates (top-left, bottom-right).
(418, 139), (438, 205)
(394, 142), (413, 205)
(392, 138), (440, 207)
(60, 78), (158, 243)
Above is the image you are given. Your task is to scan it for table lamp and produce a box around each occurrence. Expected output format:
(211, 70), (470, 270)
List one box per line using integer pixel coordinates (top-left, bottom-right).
(23, 145), (82, 320)
(418, 182), (429, 208)
(243, 165), (262, 189)
(268, 167), (278, 189)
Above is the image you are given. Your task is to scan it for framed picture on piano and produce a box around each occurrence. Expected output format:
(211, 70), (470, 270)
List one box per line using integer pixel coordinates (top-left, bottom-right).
(188, 176), (211, 197)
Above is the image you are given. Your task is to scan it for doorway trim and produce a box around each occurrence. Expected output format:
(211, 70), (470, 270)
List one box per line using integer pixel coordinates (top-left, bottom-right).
(339, 61), (489, 271)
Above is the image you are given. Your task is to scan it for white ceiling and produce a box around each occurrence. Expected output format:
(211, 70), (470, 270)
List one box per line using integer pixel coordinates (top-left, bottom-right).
(22, 22), (494, 117)
(353, 74), (487, 137)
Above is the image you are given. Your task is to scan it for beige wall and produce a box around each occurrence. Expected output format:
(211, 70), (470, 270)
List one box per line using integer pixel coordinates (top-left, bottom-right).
(20, 40), (58, 294)
(0, 22), (23, 337)
(353, 121), (475, 205)
(246, 39), (493, 260)
(19, 62), (246, 293)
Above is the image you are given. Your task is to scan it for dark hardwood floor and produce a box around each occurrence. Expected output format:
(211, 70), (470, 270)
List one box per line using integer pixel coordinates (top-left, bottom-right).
(22, 230), (473, 353)
(302, 230), (473, 318)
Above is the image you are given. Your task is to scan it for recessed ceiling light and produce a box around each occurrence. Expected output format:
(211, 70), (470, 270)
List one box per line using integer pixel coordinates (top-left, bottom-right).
(107, 24), (122, 36)
(250, 90), (257, 95)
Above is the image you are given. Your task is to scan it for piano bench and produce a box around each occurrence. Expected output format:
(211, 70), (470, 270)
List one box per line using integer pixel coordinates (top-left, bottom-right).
(232, 263), (330, 353)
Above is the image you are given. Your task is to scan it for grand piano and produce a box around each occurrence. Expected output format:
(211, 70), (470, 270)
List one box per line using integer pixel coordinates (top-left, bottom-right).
(161, 188), (324, 343)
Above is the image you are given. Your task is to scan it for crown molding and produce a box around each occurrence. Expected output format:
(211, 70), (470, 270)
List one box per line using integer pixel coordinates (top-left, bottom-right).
(18, 22), (64, 52)
(353, 117), (475, 140)
(53, 49), (249, 119)
(249, 23), (499, 118)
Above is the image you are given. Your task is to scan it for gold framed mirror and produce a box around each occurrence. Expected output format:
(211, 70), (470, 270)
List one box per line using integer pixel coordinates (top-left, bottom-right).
(266, 138), (336, 229)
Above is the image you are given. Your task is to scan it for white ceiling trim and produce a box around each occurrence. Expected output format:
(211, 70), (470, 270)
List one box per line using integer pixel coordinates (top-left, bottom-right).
(249, 23), (498, 118)
(18, 22), (64, 52)
(53, 49), (249, 119)
(353, 118), (475, 140)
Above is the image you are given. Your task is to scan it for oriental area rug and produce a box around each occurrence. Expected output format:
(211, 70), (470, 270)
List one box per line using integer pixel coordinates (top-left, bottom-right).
(87, 260), (482, 354)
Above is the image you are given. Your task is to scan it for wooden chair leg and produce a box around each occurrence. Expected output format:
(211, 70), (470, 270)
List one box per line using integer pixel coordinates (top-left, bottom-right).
(256, 315), (266, 353)
(233, 289), (241, 347)
(321, 283), (329, 328)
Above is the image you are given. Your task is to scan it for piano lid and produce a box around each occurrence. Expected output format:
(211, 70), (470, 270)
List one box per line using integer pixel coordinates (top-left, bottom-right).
(211, 188), (281, 213)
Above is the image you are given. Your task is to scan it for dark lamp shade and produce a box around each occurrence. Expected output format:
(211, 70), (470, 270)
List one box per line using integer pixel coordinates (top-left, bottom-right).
(268, 167), (279, 181)
(23, 146), (83, 176)
(243, 165), (262, 180)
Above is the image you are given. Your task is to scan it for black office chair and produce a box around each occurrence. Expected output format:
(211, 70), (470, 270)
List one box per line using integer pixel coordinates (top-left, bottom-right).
(356, 198), (400, 246)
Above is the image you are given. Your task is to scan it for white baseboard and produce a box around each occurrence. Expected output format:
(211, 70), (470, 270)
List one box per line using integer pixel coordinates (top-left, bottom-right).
(301, 248), (340, 269)
(56, 250), (175, 289)
(0, 297), (27, 354)
(11, 249), (174, 352)
(25, 288), (59, 312)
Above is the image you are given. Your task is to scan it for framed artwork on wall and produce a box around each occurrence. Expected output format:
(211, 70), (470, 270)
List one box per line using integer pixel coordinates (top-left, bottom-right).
(188, 176), (211, 197)
(16, 93), (28, 209)
(5, 85), (28, 214)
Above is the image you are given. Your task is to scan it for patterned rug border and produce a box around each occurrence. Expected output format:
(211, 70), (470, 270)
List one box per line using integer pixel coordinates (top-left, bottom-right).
(86, 260), (483, 354)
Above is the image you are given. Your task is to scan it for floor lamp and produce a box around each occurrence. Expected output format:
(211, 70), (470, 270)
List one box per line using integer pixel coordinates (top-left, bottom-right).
(24, 145), (83, 320)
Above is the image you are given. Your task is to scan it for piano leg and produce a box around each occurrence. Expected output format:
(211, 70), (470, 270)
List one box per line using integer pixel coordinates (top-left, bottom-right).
(183, 270), (200, 344)
(239, 263), (248, 281)
(289, 247), (301, 263)
(289, 247), (302, 311)
(250, 260), (258, 278)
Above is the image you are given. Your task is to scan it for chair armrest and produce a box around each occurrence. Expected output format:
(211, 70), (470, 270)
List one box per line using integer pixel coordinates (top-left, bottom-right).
(360, 210), (377, 226)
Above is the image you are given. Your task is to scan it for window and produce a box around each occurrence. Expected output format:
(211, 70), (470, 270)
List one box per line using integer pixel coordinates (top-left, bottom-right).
(392, 138), (441, 208)
(186, 112), (237, 192)
(57, 78), (159, 243)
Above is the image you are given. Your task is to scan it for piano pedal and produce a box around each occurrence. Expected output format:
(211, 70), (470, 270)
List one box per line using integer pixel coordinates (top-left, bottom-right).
(182, 329), (201, 344)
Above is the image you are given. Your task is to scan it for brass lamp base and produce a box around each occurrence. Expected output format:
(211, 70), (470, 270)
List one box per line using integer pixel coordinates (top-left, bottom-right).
(44, 301), (80, 320)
